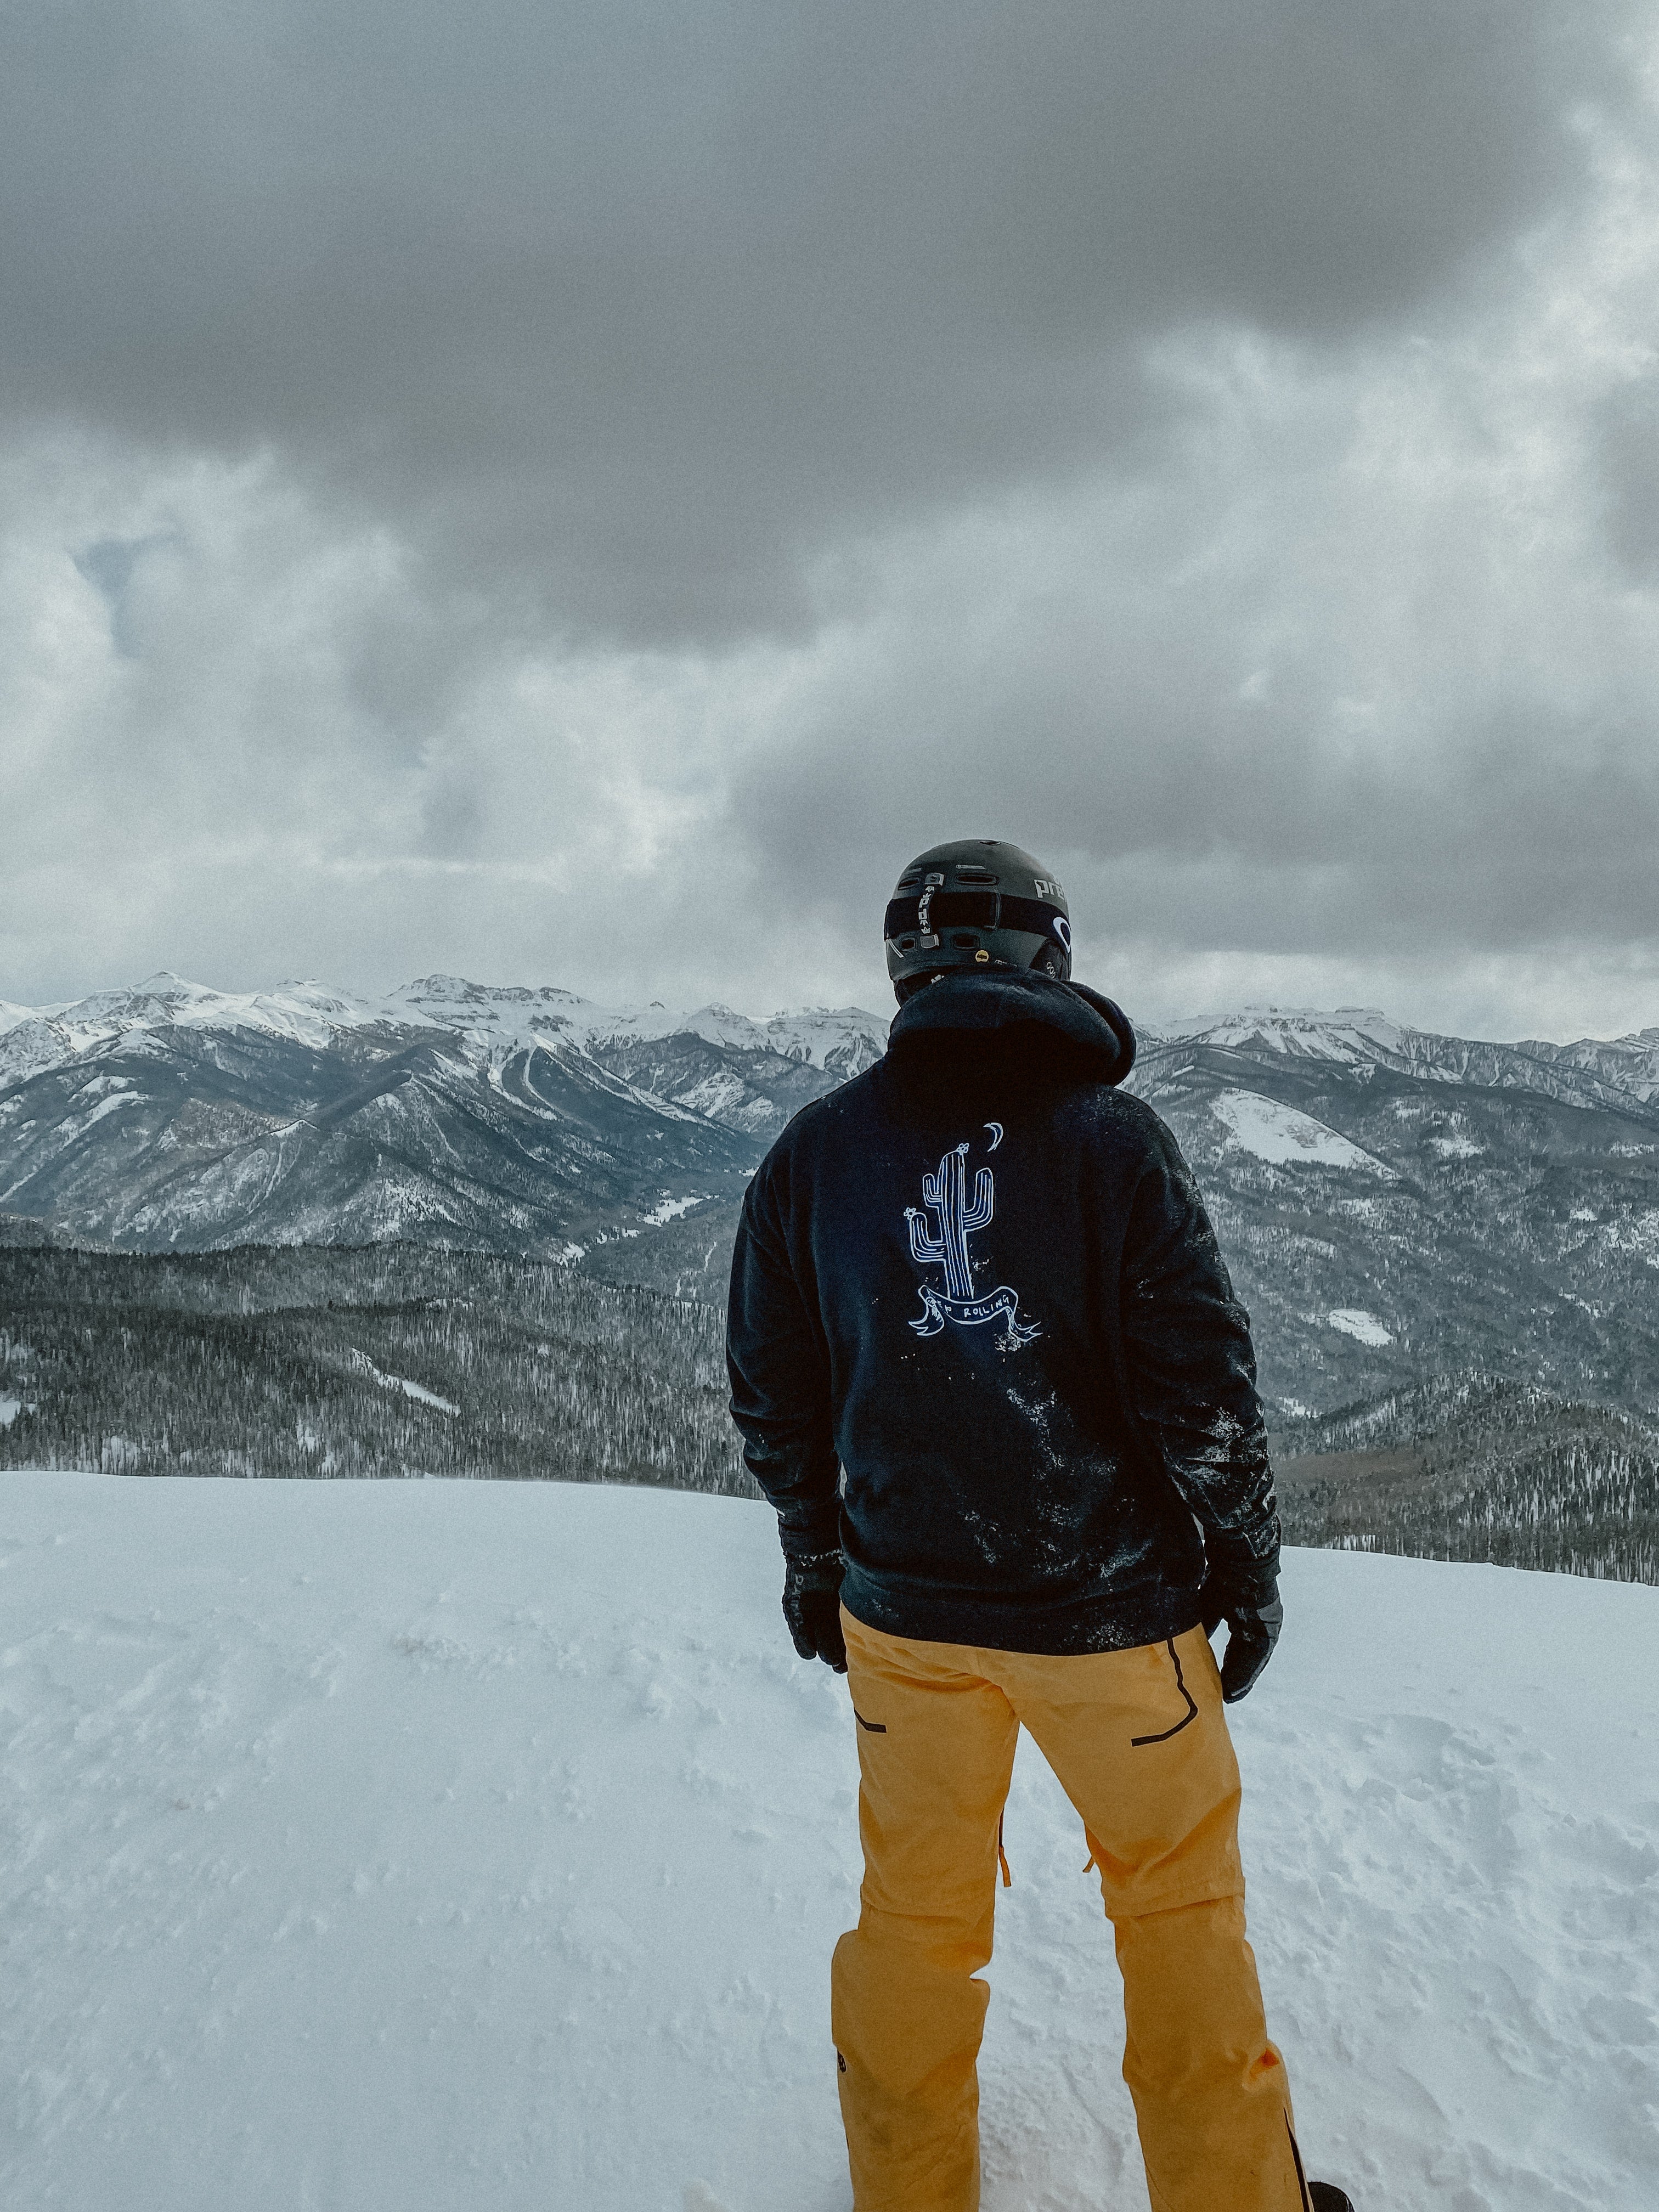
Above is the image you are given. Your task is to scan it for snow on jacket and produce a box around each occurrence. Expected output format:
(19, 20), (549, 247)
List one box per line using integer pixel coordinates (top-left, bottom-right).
(725, 967), (1281, 1655)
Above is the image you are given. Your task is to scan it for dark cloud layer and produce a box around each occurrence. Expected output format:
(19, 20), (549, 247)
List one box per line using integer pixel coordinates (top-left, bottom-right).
(1, 2), (1624, 635)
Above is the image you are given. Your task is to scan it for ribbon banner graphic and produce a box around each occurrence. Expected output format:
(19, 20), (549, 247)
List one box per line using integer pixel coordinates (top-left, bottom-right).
(910, 1282), (1039, 1345)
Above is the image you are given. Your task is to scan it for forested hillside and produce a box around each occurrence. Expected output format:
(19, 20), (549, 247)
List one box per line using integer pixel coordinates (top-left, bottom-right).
(1274, 1379), (1659, 1584)
(5, 1245), (1654, 1584)
(8, 980), (1659, 1429)
(0, 1245), (753, 1498)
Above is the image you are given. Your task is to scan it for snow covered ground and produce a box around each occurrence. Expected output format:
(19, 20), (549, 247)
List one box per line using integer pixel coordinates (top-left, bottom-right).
(1209, 1088), (1392, 1175)
(2, 1475), (1656, 2212)
(1327, 1308), (1395, 1348)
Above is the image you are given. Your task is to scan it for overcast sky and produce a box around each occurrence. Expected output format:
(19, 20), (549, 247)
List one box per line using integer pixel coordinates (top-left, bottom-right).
(4, 2), (1659, 1040)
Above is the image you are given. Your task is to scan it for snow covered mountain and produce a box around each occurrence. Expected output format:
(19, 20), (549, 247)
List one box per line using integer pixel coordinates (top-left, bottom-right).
(1517, 1024), (1659, 1108)
(0, 973), (885, 1259)
(2, 977), (1657, 1419)
(3, 1471), (1655, 2211)
(1126, 1007), (1659, 1417)
(1147, 1004), (1659, 1116)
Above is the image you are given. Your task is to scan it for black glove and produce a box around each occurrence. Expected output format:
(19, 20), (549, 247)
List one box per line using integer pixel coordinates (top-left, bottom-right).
(1201, 1566), (1283, 1703)
(782, 1550), (848, 1673)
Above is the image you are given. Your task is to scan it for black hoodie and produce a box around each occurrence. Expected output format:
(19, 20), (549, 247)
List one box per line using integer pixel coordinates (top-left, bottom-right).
(725, 969), (1279, 1655)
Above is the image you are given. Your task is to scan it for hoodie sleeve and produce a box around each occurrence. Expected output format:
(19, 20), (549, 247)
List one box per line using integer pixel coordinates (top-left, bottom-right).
(725, 1160), (843, 1559)
(1119, 1123), (1281, 1593)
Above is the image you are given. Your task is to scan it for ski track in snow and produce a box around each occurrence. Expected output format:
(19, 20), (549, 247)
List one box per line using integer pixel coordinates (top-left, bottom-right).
(0, 1474), (1655, 2212)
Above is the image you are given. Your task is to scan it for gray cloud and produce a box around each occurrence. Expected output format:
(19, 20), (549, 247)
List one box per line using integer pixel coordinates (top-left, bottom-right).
(1596, 375), (1659, 582)
(3, 3), (1659, 1041)
(0, 2), (1628, 636)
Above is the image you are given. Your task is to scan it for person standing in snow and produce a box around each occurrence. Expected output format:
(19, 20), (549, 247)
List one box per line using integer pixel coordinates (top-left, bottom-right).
(726, 840), (1351, 2212)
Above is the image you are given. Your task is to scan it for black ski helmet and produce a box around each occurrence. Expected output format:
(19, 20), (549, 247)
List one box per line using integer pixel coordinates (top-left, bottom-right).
(884, 839), (1072, 993)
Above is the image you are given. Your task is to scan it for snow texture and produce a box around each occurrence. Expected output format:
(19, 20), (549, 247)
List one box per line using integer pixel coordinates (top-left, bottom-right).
(1210, 1088), (1390, 1173)
(1426, 1130), (1484, 1159)
(1602, 1209), (1659, 1267)
(642, 1194), (708, 1226)
(1327, 1308), (1395, 1347)
(1, 1474), (1656, 2212)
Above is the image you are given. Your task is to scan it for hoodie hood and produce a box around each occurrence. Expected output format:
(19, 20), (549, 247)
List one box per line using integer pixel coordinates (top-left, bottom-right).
(888, 968), (1136, 1085)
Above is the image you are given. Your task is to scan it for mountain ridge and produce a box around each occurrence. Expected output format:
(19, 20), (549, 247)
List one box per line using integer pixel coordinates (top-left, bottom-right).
(3, 972), (1657, 1421)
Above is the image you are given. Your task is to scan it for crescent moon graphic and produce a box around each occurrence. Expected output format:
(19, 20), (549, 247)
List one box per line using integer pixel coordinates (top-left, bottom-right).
(984, 1121), (1003, 1150)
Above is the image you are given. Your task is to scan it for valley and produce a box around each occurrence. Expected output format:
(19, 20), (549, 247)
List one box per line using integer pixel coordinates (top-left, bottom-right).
(4, 975), (1659, 1582)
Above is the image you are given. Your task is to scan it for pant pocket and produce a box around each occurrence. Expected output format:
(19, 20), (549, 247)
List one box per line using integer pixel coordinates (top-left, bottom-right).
(1129, 1637), (1200, 1747)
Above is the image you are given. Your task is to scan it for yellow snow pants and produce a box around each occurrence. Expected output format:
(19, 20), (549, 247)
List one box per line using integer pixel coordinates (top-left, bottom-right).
(833, 1611), (1308, 2212)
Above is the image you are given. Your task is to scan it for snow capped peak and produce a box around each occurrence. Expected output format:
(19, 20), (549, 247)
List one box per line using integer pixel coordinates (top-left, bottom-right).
(670, 1005), (768, 1049)
(5, 978), (1652, 1115)
(368, 985), (889, 1070)
(1159, 1006), (1407, 1061)
(394, 974), (588, 1014)
(0, 972), (889, 1085)
(757, 1006), (890, 1070)
(1515, 1025), (1659, 1107)
(1127, 1002), (1659, 1119)
(386, 976), (599, 1049)
(0, 975), (408, 1061)
(669, 1002), (887, 1066)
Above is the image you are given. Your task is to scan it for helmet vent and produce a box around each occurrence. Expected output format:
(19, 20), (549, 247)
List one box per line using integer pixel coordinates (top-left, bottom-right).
(954, 865), (996, 884)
